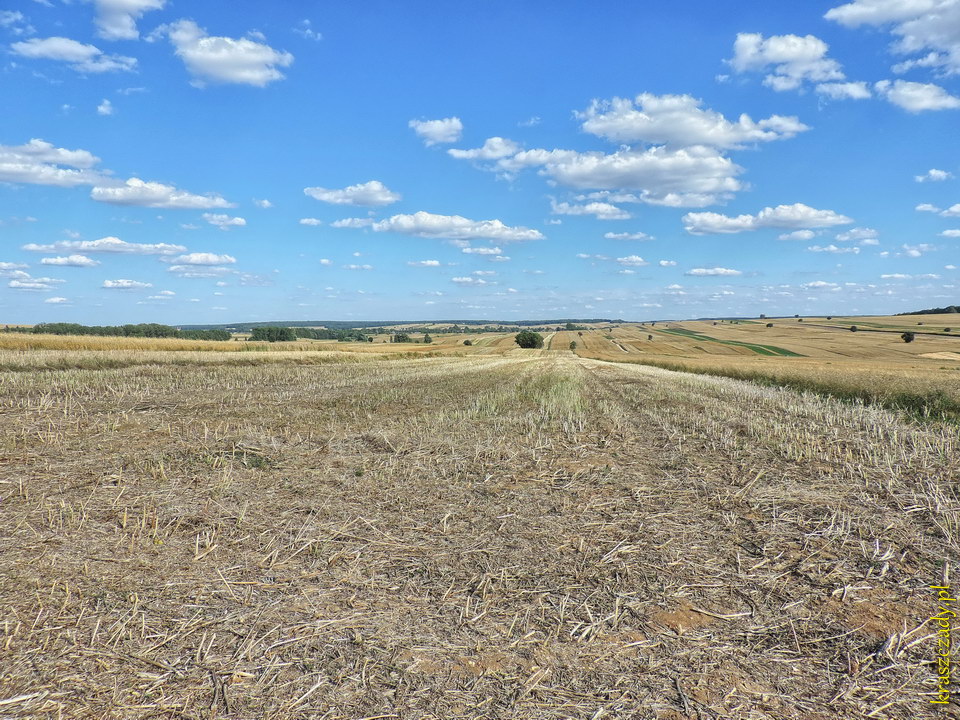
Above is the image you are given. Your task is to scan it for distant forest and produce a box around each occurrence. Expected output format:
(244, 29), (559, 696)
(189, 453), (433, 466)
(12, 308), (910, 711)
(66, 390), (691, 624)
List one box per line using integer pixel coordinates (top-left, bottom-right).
(4, 323), (231, 341)
(898, 305), (960, 315)
(181, 318), (617, 332)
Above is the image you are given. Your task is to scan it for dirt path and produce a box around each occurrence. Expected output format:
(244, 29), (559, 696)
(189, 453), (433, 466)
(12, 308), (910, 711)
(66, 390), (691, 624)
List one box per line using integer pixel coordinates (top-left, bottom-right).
(0, 355), (956, 719)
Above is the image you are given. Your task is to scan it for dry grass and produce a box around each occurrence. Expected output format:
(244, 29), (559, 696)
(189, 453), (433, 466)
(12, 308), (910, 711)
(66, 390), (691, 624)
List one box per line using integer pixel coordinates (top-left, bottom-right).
(0, 350), (957, 718)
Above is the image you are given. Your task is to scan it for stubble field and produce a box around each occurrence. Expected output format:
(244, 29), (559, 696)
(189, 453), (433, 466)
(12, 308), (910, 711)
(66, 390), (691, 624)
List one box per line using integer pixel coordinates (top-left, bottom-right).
(1, 336), (958, 718)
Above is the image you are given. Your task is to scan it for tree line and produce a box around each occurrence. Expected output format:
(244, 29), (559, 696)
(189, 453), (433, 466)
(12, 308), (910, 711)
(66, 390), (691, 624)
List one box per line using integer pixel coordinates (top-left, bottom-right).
(6, 323), (231, 341)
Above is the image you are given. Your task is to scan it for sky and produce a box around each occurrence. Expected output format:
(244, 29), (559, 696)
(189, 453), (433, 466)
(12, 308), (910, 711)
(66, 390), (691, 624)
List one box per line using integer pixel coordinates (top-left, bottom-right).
(1, 0), (959, 324)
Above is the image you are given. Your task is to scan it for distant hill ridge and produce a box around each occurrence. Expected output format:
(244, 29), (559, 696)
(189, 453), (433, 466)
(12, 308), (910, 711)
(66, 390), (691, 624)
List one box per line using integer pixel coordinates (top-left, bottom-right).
(180, 319), (622, 331)
(898, 305), (960, 316)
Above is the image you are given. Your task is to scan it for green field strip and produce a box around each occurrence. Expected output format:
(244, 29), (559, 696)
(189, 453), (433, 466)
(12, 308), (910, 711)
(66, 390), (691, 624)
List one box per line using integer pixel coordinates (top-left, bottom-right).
(657, 328), (805, 357)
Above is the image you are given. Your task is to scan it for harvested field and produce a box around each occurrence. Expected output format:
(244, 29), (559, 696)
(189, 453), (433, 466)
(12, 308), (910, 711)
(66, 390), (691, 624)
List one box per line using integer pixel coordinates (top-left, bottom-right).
(1, 351), (957, 718)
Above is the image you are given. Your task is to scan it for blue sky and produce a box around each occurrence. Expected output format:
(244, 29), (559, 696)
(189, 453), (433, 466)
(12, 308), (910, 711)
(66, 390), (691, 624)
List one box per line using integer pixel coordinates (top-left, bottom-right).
(1, 0), (959, 324)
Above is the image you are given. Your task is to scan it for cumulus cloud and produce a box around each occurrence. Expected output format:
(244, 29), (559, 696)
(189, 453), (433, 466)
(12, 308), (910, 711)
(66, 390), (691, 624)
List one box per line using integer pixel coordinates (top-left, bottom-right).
(202, 212), (246, 230)
(550, 199), (630, 220)
(577, 93), (809, 148)
(168, 252), (236, 266)
(835, 227), (878, 241)
(166, 265), (233, 278)
(448, 137), (521, 160)
(159, 20), (294, 87)
(0, 139), (104, 187)
(336, 211), (542, 242)
(825, 0), (960, 75)
(940, 229), (960, 237)
(808, 244), (861, 254)
(451, 276), (489, 286)
(409, 117), (463, 145)
(92, 178), (234, 209)
(874, 79), (960, 111)
(343, 263), (373, 271)
(685, 267), (743, 276)
(11, 36), (137, 73)
(815, 81), (872, 99)
(682, 203), (853, 234)
(778, 229), (818, 240)
(407, 260), (441, 267)
(728, 32), (845, 91)
(616, 255), (648, 266)
(45, 296), (69, 304)
(916, 168), (954, 182)
(40, 254), (99, 267)
(604, 231), (652, 240)
(659, 260), (677, 266)
(917, 202), (942, 212)
(23, 237), (185, 255)
(942, 203), (960, 216)
(96, 99), (114, 116)
(254, 198), (272, 208)
(103, 278), (152, 289)
(94, 0), (166, 40)
(501, 145), (743, 207)
(461, 246), (502, 255)
(303, 180), (400, 206)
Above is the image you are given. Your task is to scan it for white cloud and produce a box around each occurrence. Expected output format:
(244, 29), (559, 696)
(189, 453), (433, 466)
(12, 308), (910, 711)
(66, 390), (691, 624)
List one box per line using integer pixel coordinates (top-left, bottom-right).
(93, 0), (166, 40)
(616, 255), (648, 266)
(501, 145), (743, 207)
(577, 93), (809, 148)
(409, 117), (463, 145)
(293, 20), (322, 42)
(550, 199), (630, 220)
(916, 168), (954, 182)
(683, 203), (853, 234)
(604, 231), (652, 240)
(462, 246), (502, 255)
(407, 260), (441, 267)
(825, 0), (960, 75)
(44, 296), (69, 304)
(451, 276), (489, 286)
(158, 290), (175, 295)
(659, 260), (677, 266)
(344, 263), (373, 271)
(202, 212), (246, 230)
(11, 37), (136, 73)
(917, 202), (942, 212)
(319, 258), (332, 266)
(875, 80), (960, 111)
(23, 237), (185, 255)
(340, 211), (543, 242)
(96, 99), (114, 116)
(778, 229), (818, 240)
(728, 32), (845, 90)
(330, 217), (372, 229)
(685, 267), (743, 276)
(942, 203), (960, 216)
(0, 139), (104, 187)
(803, 280), (839, 288)
(169, 252), (236, 266)
(815, 81), (872, 99)
(161, 20), (294, 87)
(835, 227), (878, 241)
(940, 229), (960, 237)
(808, 244), (861, 254)
(255, 198), (273, 208)
(304, 180), (400, 206)
(299, 217), (323, 226)
(448, 137), (522, 160)
(903, 242), (935, 256)
(103, 278), (152, 289)
(40, 254), (99, 267)
(92, 178), (234, 209)
(166, 265), (233, 278)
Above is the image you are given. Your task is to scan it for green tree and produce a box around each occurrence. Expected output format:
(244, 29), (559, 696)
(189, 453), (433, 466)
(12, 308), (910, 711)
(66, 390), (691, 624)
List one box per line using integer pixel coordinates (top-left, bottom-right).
(569, 341), (577, 351)
(463, 339), (473, 346)
(515, 330), (543, 348)
(422, 333), (433, 344)
(901, 332), (916, 343)
(391, 332), (412, 343)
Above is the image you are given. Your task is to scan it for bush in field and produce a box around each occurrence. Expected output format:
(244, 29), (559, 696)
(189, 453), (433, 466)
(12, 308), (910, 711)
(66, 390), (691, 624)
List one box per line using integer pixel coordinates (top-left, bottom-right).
(850, 325), (858, 332)
(901, 332), (916, 343)
(945, 328), (952, 333)
(463, 339), (473, 346)
(569, 341), (577, 350)
(391, 333), (412, 343)
(515, 330), (543, 349)
(766, 323), (774, 328)
(647, 334), (653, 341)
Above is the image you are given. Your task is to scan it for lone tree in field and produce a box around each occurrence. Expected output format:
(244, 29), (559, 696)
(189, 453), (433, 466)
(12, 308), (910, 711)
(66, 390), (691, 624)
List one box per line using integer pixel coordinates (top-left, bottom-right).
(463, 339), (472, 346)
(569, 341), (577, 350)
(515, 330), (544, 349)
(766, 323), (774, 328)
(850, 325), (858, 332)
(422, 333), (433, 344)
(901, 331), (916, 343)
